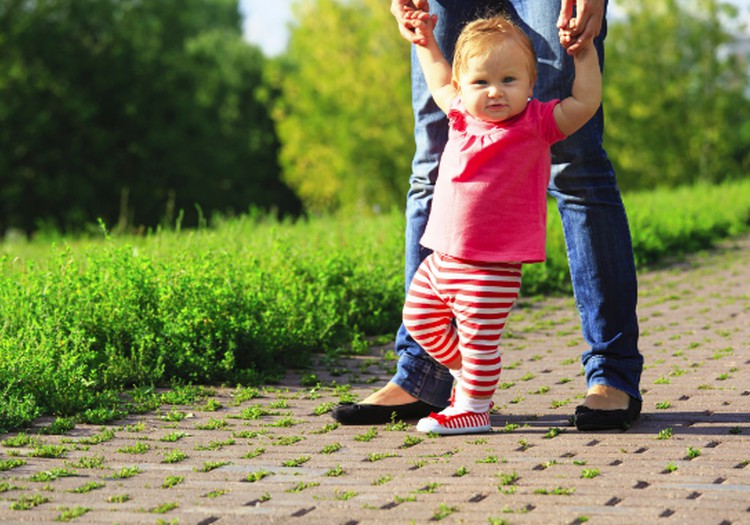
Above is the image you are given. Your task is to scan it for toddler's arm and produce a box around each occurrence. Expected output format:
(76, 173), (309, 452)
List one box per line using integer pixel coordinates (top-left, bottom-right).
(410, 12), (457, 115)
(553, 40), (602, 136)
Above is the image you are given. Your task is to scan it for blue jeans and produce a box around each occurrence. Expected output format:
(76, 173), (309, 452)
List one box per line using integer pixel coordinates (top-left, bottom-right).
(393, 0), (643, 407)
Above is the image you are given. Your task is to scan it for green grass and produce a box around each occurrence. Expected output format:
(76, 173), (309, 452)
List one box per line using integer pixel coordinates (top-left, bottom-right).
(162, 476), (185, 489)
(10, 493), (50, 510)
(162, 449), (188, 464)
(1, 179), (749, 431)
(110, 466), (141, 479)
(55, 506), (91, 521)
(70, 481), (105, 493)
(195, 461), (231, 473)
(29, 467), (78, 482)
(0, 458), (27, 472)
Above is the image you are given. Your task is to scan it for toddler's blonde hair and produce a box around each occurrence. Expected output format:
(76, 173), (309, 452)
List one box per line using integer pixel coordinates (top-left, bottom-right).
(452, 15), (537, 85)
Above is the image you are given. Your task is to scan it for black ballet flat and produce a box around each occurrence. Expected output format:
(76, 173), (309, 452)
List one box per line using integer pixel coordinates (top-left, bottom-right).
(331, 400), (441, 425)
(574, 396), (642, 431)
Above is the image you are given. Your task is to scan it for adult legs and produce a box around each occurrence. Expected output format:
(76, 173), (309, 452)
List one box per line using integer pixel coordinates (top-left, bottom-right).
(333, 2), (491, 424)
(507, 1), (644, 421)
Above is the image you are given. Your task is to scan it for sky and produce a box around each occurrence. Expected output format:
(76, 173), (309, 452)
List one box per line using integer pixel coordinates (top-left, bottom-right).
(240, 0), (750, 57)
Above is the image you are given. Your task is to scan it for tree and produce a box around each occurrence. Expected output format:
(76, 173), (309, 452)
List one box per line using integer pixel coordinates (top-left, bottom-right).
(0, 0), (299, 236)
(604, 0), (750, 189)
(272, 0), (413, 214)
(273, 0), (750, 216)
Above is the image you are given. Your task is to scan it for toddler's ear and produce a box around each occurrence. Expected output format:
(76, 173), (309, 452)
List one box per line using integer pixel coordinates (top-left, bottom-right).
(451, 77), (460, 93)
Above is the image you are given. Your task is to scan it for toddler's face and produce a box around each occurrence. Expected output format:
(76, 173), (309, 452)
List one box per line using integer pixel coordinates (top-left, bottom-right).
(454, 41), (534, 123)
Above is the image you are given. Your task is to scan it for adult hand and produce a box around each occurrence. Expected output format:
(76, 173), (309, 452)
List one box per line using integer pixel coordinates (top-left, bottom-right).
(557, 0), (605, 55)
(391, 0), (431, 45)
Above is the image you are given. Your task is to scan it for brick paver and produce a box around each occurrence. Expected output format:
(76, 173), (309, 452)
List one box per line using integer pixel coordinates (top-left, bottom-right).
(0, 236), (748, 524)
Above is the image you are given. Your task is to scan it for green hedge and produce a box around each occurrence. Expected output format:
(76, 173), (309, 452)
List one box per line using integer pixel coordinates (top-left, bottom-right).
(1, 179), (749, 431)
(523, 178), (750, 294)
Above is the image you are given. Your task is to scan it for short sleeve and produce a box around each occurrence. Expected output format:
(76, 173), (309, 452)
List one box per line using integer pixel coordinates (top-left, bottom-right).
(447, 97), (467, 133)
(530, 99), (566, 145)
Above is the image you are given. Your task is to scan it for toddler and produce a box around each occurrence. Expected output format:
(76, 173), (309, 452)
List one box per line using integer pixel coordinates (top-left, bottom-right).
(402, 8), (602, 434)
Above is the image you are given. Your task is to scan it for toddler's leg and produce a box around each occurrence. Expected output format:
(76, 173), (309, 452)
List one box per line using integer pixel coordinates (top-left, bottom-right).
(417, 260), (522, 434)
(402, 253), (461, 369)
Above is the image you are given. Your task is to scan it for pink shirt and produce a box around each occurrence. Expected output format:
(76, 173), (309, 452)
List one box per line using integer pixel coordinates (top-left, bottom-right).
(421, 98), (565, 263)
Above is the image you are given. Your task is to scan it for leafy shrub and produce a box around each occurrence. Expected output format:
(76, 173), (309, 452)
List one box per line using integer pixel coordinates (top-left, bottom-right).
(523, 178), (750, 294)
(0, 179), (748, 431)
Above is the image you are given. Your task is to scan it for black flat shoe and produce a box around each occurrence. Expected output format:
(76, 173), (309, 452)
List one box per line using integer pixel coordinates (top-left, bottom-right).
(574, 396), (642, 431)
(331, 400), (441, 425)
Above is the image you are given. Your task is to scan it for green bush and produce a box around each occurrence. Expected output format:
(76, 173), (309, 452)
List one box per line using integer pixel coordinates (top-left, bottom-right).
(523, 178), (750, 294)
(1, 179), (749, 431)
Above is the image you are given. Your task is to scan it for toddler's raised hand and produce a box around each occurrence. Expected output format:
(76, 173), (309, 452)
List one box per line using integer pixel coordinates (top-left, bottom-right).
(406, 9), (438, 46)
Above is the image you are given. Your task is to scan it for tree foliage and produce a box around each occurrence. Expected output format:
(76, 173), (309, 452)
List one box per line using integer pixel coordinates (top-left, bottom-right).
(0, 0), (300, 235)
(604, 0), (750, 189)
(272, 0), (413, 214)
(275, 0), (749, 214)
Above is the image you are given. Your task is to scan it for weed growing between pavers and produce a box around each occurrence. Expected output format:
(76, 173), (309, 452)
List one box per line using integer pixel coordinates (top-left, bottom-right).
(367, 452), (399, 462)
(0, 458), (26, 472)
(66, 454), (106, 469)
(10, 493), (50, 510)
(243, 447), (266, 459)
(325, 465), (345, 477)
(580, 468), (599, 479)
(320, 442), (342, 454)
(195, 460), (231, 472)
(162, 475), (185, 488)
(333, 488), (357, 500)
(353, 427), (378, 442)
(160, 430), (189, 442)
(657, 427), (674, 439)
(271, 435), (303, 446)
(369, 473), (393, 486)
(149, 501), (179, 514)
(202, 488), (230, 498)
(286, 481), (320, 493)
(0, 481), (24, 493)
(497, 471), (520, 486)
(162, 449), (188, 463)
(196, 437), (235, 451)
(28, 444), (68, 458)
(401, 435), (423, 448)
(245, 469), (272, 483)
(195, 417), (230, 430)
(55, 506), (91, 521)
(70, 481), (106, 493)
(534, 486), (576, 495)
(76, 428), (116, 445)
(282, 455), (310, 467)
(432, 502), (458, 520)
(29, 467), (77, 482)
(110, 465), (141, 479)
(116, 441), (150, 454)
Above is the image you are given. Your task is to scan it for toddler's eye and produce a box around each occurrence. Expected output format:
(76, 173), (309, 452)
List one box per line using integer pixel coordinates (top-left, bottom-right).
(503, 76), (516, 84)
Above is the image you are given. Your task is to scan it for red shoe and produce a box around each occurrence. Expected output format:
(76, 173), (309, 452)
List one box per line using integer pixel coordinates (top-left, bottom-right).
(416, 409), (491, 435)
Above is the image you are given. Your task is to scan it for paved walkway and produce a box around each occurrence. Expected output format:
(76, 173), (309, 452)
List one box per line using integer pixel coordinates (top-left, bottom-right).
(0, 236), (748, 524)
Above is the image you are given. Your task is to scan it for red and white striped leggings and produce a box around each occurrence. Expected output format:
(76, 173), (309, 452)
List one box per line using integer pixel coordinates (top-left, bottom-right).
(403, 252), (522, 400)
